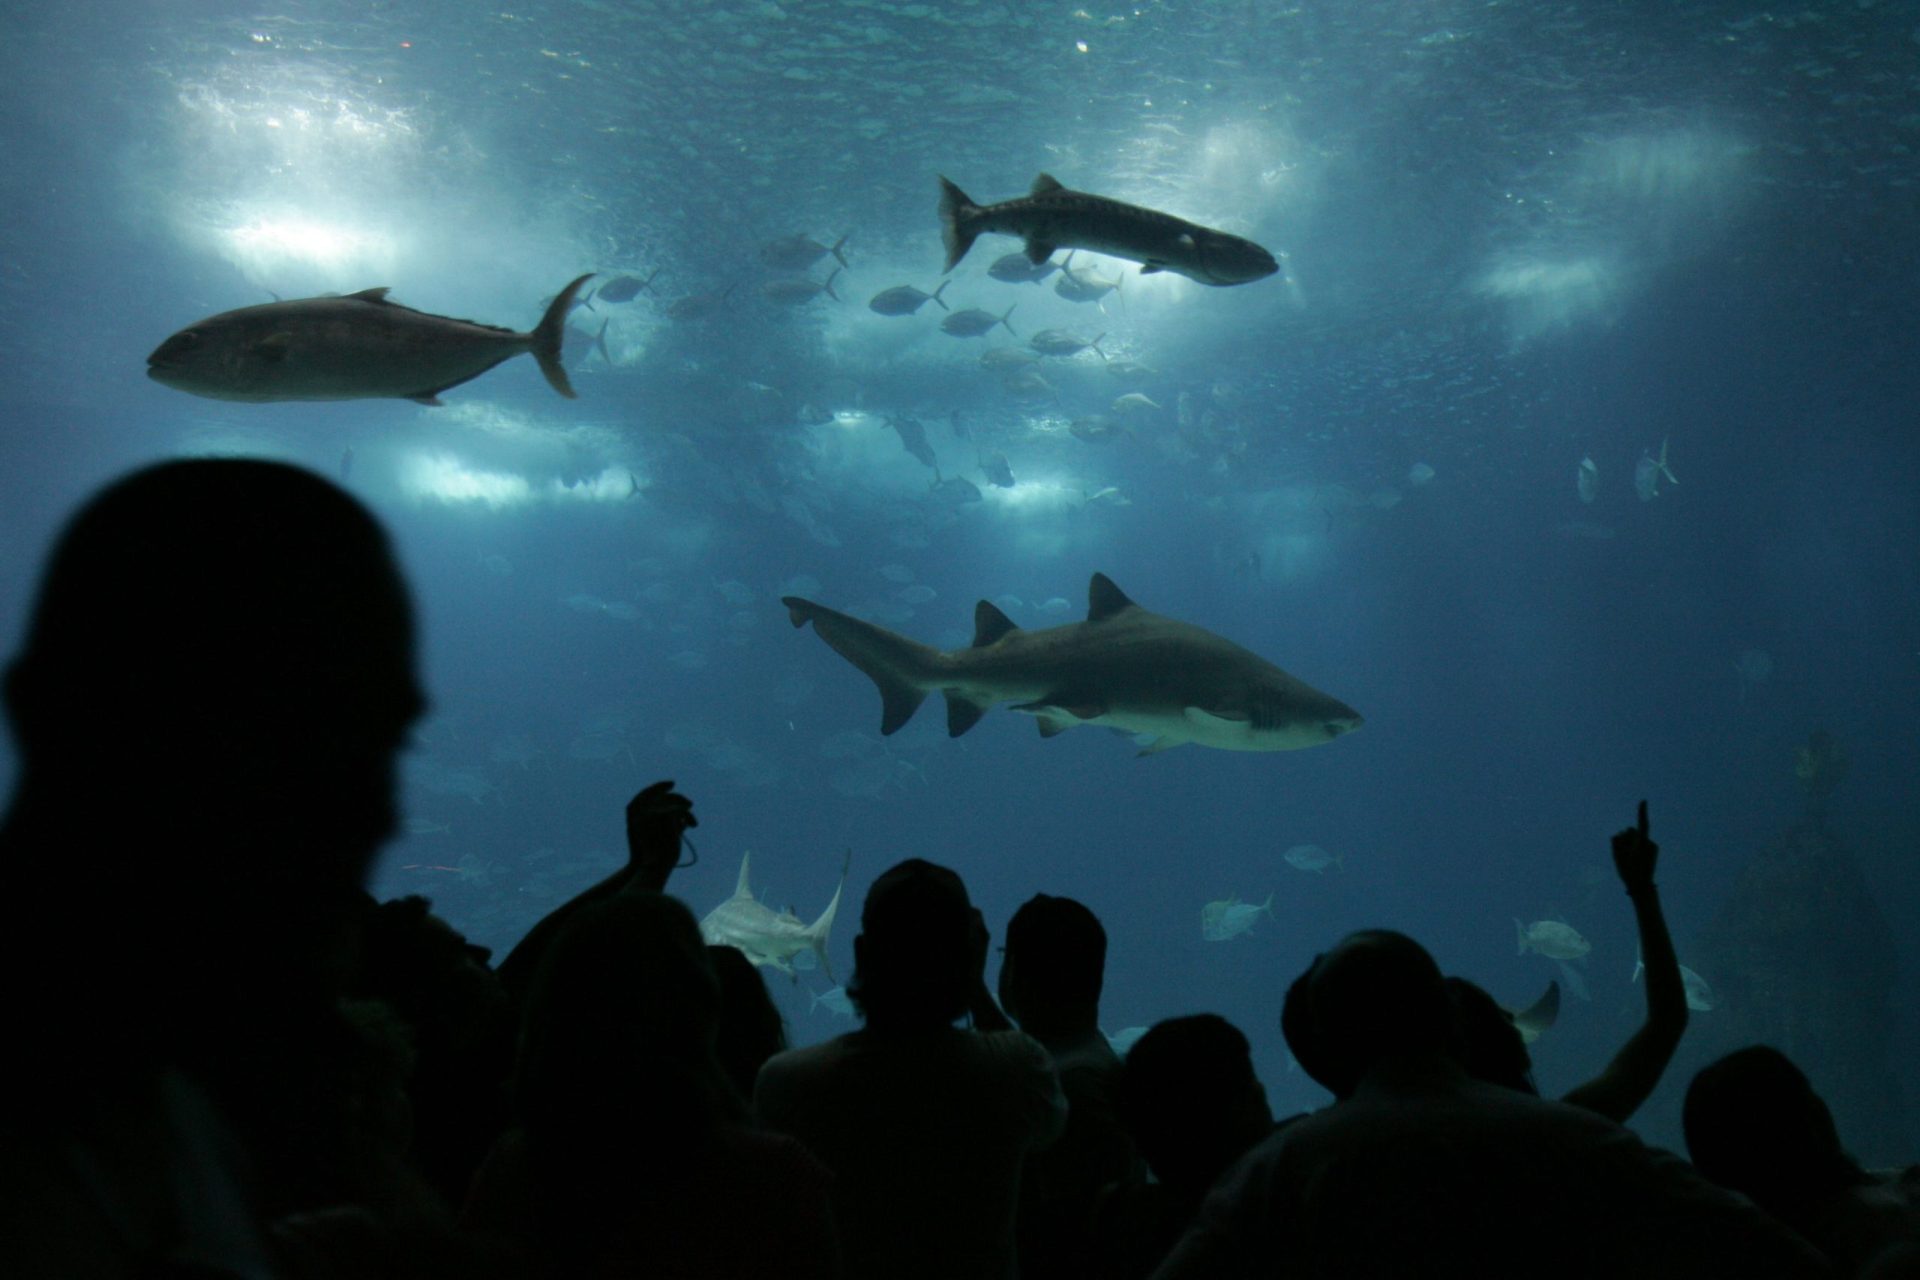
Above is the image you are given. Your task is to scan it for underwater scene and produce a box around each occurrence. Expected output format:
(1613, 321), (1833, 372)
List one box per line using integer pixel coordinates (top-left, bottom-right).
(1, 0), (1915, 1162)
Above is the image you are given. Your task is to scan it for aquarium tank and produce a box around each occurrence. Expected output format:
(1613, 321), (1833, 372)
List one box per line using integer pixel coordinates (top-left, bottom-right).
(0, 0), (1914, 1163)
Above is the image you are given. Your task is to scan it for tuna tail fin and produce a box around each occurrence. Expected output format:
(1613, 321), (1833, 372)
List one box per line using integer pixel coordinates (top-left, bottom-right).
(533, 273), (594, 398)
(783, 596), (941, 735)
(931, 279), (951, 311)
(1090, 333), (1108, 361)
(640, 267), (661, 295)
(998, 304), (1018, 338)
(938, 176), (981, 272)
(829, 234), (850, 270)
(591, 319), (611, 366)
(822, 266), (842, 302)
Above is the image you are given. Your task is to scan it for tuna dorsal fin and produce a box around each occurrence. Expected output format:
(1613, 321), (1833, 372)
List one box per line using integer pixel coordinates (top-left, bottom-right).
(733, 851), (754, 900)
(345, 288), (392, 303)
(1031, 173), (1066, 197)
(973, 600), (1019, 647)
(1087, 572), (1136, 622)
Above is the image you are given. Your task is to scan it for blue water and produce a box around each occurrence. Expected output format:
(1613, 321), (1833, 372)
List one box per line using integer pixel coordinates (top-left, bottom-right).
(2, 0), (1915, 1158)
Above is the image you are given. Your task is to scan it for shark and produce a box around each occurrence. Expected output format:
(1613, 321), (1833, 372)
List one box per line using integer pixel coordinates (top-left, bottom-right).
(700, 850), (848, 981)
(781, 572), (1362, 755)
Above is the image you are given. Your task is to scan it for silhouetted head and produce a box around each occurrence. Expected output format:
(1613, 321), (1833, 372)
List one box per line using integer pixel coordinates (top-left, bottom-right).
(708, 943), (787, 1104)
(848, 858), (973, 1031)
(998, 892), (1106, 1034)
(349, 894), (510, 1058)
(1118, 1014), (1272, 1193)
(1684, 1046), (1865, 1221)
(1446, 976), (1536, 1095)
(1302, 929), (1455, 1098)
(3, 459), (424, 895)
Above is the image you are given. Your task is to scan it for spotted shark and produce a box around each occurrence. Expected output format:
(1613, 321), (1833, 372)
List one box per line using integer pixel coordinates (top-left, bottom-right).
(700, 849), (847, 981)
(782, 573), (1362, 755)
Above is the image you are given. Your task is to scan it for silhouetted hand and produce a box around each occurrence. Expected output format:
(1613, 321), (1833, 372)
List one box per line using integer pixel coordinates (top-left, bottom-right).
(626, 780), (696, 891)
(1610, 800), (1659, 897)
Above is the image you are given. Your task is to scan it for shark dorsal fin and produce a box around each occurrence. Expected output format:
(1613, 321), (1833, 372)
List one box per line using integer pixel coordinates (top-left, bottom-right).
(345, 287), (393, 304)
(1087, 573), (1136, 622)
(732, 851), (754, 900)
(973, 600), (1019, 647)
(1031, 173), (1066, 197)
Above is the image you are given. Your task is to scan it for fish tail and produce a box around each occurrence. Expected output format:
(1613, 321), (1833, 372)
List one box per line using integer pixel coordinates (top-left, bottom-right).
(783, 596), (941, 735)
(591, 319), (611, 366)
(931, 279), (950, 311)
(938, 176), (982, 272)
(823, 266), (842, 302)
(998, 304), (1018, 338)
(1091, 333), (1108, 361)
(641, 267), (661, 295)
(533, 273), (594, 398)
(829, 234), (850, 270)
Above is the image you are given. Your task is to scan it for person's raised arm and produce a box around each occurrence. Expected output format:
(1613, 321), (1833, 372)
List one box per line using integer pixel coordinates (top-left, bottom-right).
(1561, 800), (1688, 1123)
(495, 780), (696, 1006)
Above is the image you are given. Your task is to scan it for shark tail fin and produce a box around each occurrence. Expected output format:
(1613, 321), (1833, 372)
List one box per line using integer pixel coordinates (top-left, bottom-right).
(533, 273), (594, 398)
(808, 855), (848, 984)
(938, 176), (981, 272)
(733, 851), (754, 900)
(783, 596), (940, 735)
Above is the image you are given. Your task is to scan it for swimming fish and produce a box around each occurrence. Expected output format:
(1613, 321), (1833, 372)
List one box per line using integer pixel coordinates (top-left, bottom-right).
(982, 453), (1015, 488)
(782, 572), (1363, 754)
(988, 252), (1061, 284)
(761, 233), (849, 273)
(1029, 329), (1106, 358)
(595, 270), (659, 303)
(1509, 981), (1560, 1045)
(1201, 894), (1274, 941)
(762, 269), (842, 305)
(1577, 455), (1599, 504)
(1515, 918), (1591, 961)
(1053, 252), (1123, 304)
(700, 850), (848, 981)
(869, 281), (951, 316)
(938, 173), (1278, 287)
(1632, 947), (1717, 1012)
(942, 305), (1018, 338)
(147, 274), (594, 404)
(1634, 438), (1678, 501)
(1282, 843), (1342, 873)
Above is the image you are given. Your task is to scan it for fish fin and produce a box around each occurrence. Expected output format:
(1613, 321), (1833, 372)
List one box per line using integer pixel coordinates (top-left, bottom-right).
(781, 595), (934, 735)
(255, 332), (293, 363)
(972, 600), (1019, 647)
(344, 287), (392, 303)
(1140, 263), (1164, 274)
(944, 692), (989, 737)
(1512, 981), (1561, 1044)
(1035, 716), (1070, 738)
(937, 176), (981, 272)
(823, 267), (842, 302)
(1091, 333), (1107, 361)
(734, 851), (754, 899)
(1031, 173), (1066, 196)
(1135, 737), (1180, 757)
(641, 267), (661, 294)
(407, 394), (444, 406)
(1515, 918), (1528, 955)
(592, 319), (611, 366)
(1184, 706), (1247, 731)
(532, 273), (594, 399)
(829, 234), (849, 270)
(998, 304), (1018, 337)
(931, 279), (950, 311)
(1087, 572), (1136, 622)
(1024, 238), (1056, 265)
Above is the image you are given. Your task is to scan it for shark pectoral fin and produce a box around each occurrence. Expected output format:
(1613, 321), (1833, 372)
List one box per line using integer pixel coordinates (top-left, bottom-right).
(1183, 706), (1249, 730)
(1135, 736), (1181, 757)
(1140, 263), (1164, 275)
(944, 691), (989, 737)
(1024, 238), (1056, 265)
(1036, 716), (1070, 738)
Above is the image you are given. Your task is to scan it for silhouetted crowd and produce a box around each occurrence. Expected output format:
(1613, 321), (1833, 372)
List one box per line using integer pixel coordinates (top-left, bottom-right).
(1, 460), (1914, 1278)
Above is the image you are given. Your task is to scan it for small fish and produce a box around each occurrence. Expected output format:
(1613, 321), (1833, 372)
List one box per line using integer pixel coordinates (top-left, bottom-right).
(1029, 329), (1105, 359)
(147, 275), (594, 404)
(887, 416), (938, 469)
(1516, 918), (1591, 961)
(1577, 455), (1599, 504)
(939, 173), (1278, 287)
(1201, 894), (1274, 942)
(1070, 415), (1127, 443)
(761, 233), (849, 273)
(929, 470), (982, 505)
(763, 268), (842, 306)
(982, 453), (1015, 488)
(1001, 369), (1055, 400)
(897, 584), (937, 605)
(1282, 843), (1342, 873)
(1510, 981), (1560, 1044)
(942, 305), (1017, 338)
(1406, 463), (1436, 487)
(1632, 947), (1717, 1012)
(1105, 359), (1157, 382)
(988, 252), (1060, 284)
(595, 269), (660, 303)
(1111, 392), (1161, 418)
(1634, 438), (1678, 502)
(810, 985), (856, 1017)
(564, 318), (611, 367)
(1080, 486), (1129, 508)
(1053, 252), (1123, 304)
(979, 347), (1039, 371)
(869, 281), (950, 316)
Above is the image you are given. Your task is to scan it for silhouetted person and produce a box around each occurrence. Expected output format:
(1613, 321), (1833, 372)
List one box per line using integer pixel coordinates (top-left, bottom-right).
(465, 891), (838, 1278)
(495, 779), (695, 1010)
(999, 893), (1145, 1279)
(1687, 1046), (1920, 1275)
(347, 893), (515, 1211)
(709, 942), (788, 1104)
(1092, 1015), (1276, 1280)
(0, 459), (474, 1276)
(755, 859), (1066, 1280)
(1155, 930), (1832, 1278)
